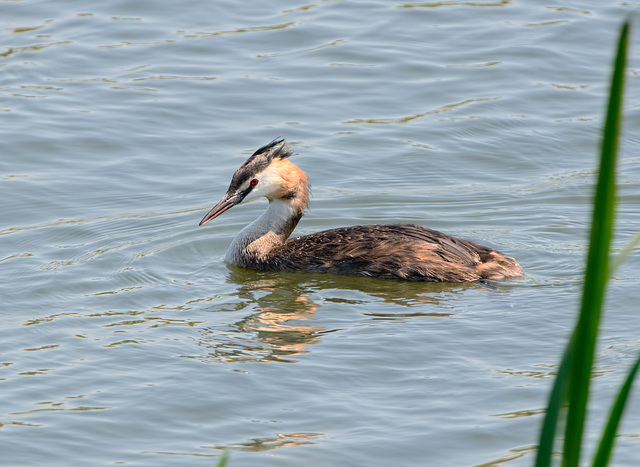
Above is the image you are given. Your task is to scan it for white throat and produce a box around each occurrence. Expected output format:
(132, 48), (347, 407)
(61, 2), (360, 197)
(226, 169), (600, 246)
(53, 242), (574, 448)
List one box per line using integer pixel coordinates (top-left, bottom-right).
(225, 198), (303, 265)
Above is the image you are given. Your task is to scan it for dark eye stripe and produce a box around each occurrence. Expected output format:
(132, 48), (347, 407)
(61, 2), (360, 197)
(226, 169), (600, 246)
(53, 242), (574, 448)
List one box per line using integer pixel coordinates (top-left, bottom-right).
(236, 179), (258, 204)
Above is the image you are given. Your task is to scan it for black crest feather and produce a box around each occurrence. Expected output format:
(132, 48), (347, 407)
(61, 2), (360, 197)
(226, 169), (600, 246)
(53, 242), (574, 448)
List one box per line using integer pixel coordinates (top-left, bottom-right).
(227, 139), (295, 192)
(252, 138), (294, 159)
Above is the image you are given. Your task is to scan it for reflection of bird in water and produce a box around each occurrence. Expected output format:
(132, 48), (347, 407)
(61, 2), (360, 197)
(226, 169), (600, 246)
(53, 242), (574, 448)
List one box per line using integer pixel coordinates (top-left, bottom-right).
(199, 139), (523, 282)
(199, 274), (325, 364)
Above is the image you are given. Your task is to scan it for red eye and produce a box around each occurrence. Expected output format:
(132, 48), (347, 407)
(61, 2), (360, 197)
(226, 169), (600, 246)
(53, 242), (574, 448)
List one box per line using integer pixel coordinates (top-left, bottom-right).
(250, 178), (259, 186)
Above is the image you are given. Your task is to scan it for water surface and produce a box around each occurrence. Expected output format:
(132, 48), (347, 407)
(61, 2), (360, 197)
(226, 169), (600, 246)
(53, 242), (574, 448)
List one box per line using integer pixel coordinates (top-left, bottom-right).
(2, 1), (640, 466)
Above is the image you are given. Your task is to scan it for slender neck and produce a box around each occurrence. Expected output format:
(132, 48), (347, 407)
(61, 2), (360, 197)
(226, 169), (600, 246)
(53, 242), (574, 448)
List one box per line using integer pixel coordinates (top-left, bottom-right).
(225, 198), (304, 266)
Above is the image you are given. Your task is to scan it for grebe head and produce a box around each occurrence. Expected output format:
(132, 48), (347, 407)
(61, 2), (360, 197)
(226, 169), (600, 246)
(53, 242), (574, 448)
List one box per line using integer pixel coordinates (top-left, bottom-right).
(199, 139), (309, 226)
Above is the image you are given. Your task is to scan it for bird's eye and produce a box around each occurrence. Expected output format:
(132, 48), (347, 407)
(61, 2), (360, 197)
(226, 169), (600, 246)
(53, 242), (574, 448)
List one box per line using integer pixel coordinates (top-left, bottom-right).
(250, 178), (259, 186)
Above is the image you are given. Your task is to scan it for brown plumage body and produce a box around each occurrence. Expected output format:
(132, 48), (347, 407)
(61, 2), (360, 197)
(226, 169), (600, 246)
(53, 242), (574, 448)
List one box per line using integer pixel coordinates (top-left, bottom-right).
(199, 139), (523, 282)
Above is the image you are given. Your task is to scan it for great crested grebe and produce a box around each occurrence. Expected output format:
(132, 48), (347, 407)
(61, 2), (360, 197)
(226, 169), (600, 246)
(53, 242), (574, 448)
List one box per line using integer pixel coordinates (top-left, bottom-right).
(199, 139), (523, 282)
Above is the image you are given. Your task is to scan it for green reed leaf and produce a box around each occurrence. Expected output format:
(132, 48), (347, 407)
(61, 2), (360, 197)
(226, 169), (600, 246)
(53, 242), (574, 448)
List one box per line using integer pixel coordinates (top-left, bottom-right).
(593, 353), (640, 466)
(535, 346), (571, 466)
(215, 450), (231, 467)
(610, 230), (640, 276)
(562, 20), (628, 467)
(534, 21), (629, 467)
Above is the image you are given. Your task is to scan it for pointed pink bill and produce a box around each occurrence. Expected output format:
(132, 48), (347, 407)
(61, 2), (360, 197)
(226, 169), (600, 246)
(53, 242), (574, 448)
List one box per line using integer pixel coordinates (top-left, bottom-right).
(199, 194), (239, 226)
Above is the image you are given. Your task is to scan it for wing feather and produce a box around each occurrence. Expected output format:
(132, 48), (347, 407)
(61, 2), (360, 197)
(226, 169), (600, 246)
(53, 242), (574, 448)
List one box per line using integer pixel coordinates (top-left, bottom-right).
(244, 224), (521, 282)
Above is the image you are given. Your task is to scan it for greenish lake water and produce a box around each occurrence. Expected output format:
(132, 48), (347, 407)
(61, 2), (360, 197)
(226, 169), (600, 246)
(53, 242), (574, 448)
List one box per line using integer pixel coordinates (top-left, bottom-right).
(2, 1), (640, 466)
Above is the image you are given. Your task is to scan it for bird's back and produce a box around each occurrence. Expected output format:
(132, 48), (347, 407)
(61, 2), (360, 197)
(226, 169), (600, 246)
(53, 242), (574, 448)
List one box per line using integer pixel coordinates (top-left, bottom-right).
(246, 224), (522, 282)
